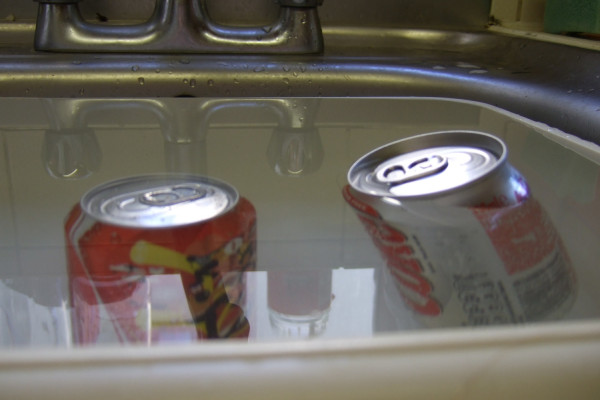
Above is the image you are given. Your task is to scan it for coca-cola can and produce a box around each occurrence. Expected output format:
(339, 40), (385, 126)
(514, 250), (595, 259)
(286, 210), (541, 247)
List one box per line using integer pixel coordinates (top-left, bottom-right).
(65, 174), (257, 344)
(344, 131), (576, 328)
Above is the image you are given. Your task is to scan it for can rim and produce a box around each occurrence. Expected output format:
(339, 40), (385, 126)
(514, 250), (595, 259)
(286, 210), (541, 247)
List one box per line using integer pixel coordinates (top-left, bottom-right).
(80, 173), (240, 228)
(347, 130), (507, 200)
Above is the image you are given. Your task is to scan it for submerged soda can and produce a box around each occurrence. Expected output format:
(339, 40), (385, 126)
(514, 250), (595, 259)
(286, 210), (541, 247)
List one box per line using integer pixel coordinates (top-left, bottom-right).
(65, 174), (256, 344)
(344, 131), (576, 328)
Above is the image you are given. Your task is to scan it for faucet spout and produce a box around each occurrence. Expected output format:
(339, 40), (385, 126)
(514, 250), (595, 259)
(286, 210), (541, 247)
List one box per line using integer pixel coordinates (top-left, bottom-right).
(33, 0), (324, 54)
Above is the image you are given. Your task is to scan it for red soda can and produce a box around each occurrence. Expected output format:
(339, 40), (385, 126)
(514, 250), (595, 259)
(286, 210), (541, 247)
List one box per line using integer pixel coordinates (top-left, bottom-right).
(344, 131), (576, 328)
(65, 174), (256, 344)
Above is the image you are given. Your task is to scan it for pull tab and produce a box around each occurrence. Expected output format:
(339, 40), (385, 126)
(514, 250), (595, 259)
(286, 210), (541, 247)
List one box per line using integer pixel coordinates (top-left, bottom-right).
(139, 185), (208, 206)
(374, 154), (448, 186)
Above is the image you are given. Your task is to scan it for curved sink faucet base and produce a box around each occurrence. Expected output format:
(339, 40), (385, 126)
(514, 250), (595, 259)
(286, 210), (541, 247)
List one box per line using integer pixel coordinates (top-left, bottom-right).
(33, 0), (324, 54)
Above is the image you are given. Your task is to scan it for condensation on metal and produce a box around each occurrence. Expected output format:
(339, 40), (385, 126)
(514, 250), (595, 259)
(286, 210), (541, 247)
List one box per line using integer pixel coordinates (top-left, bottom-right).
(81, 174), (239, 228)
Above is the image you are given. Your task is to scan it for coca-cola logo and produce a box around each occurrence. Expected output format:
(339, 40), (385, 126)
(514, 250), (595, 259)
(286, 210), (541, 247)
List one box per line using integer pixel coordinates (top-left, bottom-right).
(343, 186), (442, 316)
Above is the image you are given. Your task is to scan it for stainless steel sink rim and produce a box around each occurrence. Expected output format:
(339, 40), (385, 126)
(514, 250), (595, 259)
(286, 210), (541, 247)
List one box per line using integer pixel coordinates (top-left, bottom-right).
(0, 27), (598, 144)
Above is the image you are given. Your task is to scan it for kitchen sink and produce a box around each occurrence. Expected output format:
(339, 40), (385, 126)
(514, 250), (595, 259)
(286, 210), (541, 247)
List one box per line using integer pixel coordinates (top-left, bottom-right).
(1, 94), (599, 398)
(1, 6), (600, 399)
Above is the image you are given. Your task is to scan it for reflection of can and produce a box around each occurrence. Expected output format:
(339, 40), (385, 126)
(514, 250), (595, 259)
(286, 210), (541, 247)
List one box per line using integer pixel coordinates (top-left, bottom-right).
(345, 131), (575, 328)
(65, 174), (256, 344)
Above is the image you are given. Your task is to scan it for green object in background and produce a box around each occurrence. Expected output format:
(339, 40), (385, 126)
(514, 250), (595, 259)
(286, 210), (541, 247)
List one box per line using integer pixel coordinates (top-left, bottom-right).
(544, 0), (600, 34)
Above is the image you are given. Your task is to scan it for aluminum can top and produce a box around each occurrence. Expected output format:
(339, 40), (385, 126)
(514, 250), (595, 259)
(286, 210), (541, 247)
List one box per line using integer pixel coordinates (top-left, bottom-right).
(348, 131), (507, 201)
(81, 174), (239, 228)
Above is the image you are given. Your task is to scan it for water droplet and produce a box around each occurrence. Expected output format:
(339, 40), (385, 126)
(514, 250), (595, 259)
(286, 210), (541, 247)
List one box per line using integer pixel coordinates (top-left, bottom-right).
(233, 78), (240, 85)
(433, 65), (445, 70)
(301, 17), (307, 25)
(179, 58), (190, 64)
(469, 69), (488, 74)
(131, 65), (139, 72)
(207, 79), (215, 87)
(283, 66), (290, 72)
(183, 78), (189, 84)
(456, 62), (480, 69)
(189, 79), (196, 88)
(262, 26), (272, 34)
(79, 88), (85, 95)
(155, 69), (161, 73)
(283, 78), (290, 85)
(138, 77), (145, 85)
(254, 66), (266, 72)
(72, 60), (82, 65)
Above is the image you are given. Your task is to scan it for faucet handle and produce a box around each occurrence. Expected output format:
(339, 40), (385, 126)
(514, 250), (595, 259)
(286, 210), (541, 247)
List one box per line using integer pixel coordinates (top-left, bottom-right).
(279, 0), (324, 6)
(34, 0), (324, 53)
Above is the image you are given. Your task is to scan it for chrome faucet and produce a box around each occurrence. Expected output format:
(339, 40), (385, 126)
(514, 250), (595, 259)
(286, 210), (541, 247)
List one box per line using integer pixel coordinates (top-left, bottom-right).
(33, 0), (324, 54)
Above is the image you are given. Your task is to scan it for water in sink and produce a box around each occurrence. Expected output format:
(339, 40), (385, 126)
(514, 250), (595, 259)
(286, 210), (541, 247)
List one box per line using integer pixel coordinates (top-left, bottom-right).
(0, 97), (598, 347)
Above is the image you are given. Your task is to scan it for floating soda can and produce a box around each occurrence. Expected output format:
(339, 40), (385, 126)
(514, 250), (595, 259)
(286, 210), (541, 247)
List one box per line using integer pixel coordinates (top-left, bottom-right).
(65, 174), (256, 344)
(344, 131), (576, 328)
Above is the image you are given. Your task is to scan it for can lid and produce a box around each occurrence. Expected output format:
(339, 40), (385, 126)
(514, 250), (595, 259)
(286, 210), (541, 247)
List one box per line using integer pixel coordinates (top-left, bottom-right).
(81, 174), (239, 228)
(348, 131), (506, 199)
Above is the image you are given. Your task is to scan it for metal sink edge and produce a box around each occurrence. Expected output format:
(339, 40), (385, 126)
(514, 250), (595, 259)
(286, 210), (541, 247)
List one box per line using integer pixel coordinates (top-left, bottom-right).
(0, 26), (599, 144)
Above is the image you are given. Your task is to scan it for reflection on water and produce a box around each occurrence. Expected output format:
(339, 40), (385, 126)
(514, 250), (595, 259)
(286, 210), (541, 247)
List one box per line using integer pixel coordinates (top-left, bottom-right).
(0, 97), (599, 348)
(39, 98), (322, 179)
(0, 278), (71, 347)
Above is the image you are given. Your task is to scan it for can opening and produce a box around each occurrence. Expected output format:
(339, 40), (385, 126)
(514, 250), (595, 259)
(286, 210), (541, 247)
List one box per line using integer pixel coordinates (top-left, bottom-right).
(374, 154), (448, 186)
(81, 174), (239, 228)
(139, 185), (208, 207)
(348, 131), (508, 200)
